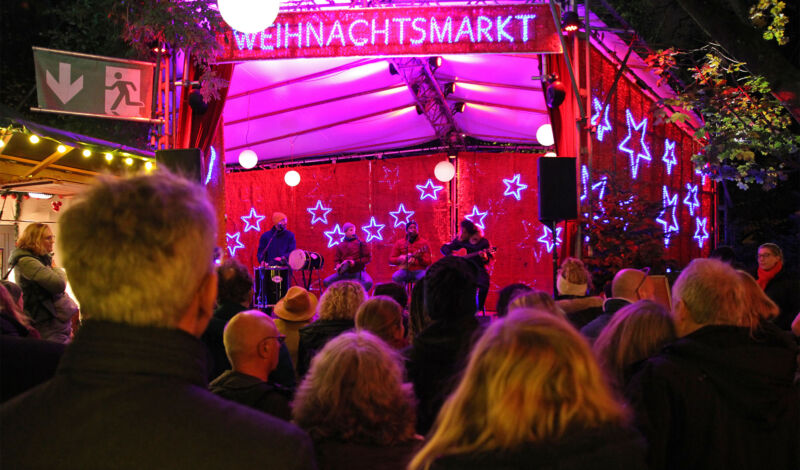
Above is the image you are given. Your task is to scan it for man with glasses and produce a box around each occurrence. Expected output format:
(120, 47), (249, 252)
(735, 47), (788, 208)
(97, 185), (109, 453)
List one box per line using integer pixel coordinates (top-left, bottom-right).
(756, 243), (800, 330)
(581, 268), (653, 342)
(210, 310), (291, 421)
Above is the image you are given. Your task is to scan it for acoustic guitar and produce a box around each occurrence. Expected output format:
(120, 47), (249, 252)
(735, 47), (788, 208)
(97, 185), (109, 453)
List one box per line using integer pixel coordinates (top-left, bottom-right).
(451, 246), (497, 261)
(397, 245), (429, 269)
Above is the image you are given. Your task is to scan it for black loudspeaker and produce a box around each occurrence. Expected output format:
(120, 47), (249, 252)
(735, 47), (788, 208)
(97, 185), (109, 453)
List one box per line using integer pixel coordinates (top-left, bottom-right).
(155, 148), (203, 182)
(538, 157), (578, 222)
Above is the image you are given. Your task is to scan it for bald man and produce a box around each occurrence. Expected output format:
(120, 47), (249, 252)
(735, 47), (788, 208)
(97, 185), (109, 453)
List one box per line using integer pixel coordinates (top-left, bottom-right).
(209, 310), (291, 420)
(580, 268), (653, 341)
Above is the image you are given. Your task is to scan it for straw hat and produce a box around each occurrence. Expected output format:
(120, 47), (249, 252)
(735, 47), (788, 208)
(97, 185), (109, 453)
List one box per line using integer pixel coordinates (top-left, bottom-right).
(274, 286), (317, 322)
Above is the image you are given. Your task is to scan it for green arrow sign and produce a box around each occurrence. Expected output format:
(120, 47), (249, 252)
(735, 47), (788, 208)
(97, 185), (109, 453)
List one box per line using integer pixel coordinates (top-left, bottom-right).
(33, 47), (156, 121)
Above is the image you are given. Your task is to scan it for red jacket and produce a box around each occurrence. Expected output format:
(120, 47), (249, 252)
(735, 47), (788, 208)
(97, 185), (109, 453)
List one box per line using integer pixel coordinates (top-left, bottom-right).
(389, 236), (432, 271)
(334, 237), (371, 273)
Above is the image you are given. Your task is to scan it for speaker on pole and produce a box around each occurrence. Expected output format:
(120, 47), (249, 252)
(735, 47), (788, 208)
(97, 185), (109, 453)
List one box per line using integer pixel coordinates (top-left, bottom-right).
(538, 157), (578, 222)
(155, 148), (203, 182)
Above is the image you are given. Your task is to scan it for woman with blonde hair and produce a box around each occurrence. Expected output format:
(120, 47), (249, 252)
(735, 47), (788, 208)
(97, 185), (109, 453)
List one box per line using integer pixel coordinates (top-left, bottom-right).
(355, 296), (406, 349)
(555, 257), (604, 329)
(8, 223), (77, 342)
(736, 270), (779, 331)
(592, 300), (676, 391)
(409, 311), (646, 470)
(292, 331), (420, 470)
(296, 280), (365, 377)
(507, 289), (566, 318)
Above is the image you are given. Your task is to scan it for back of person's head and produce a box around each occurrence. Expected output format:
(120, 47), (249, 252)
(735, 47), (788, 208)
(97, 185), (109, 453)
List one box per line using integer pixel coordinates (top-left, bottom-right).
(709, 246), (736, 265)
(0, 282), (32, 330)
(355, 296), (405, 348)
(410, 310), (626, 470)
(223, 310), (280, 374)
(424, 256), (477, 321)
(292, 331), (416, 445)
(1, 280), (23, 306)
(593, 300), (676, 389)
(507, 290), (565, 318)
(16, 223), (51, 256)
(672, 258), (743, 330)
(373, 282), (408, 310)
(59, 172), (216, 327)
(736, 270), (779, 330)
(495, 283), (532, 318)
(217, 259), (253, 305)
(557, 257), (592, 296)
(318, 280), (366, 321)
(408, 277), (431, 338)
(611, 268), (651, 301)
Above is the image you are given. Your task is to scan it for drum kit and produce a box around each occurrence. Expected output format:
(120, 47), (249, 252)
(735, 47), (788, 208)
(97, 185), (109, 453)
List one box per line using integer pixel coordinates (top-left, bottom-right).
(253, 249), (324, 309)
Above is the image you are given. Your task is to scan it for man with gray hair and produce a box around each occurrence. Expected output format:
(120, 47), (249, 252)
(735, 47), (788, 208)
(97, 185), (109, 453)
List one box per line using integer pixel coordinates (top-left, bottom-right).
(0, 172), (317, 469)
(625, 258), (799, 470)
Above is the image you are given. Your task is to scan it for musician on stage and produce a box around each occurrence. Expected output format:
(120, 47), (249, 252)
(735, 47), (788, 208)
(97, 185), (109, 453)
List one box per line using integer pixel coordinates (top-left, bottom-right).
(441, 219), (493, 311)
(389, 221), (431, 284)
(257, 212), (296, 267)
(324, 222), (372, 291)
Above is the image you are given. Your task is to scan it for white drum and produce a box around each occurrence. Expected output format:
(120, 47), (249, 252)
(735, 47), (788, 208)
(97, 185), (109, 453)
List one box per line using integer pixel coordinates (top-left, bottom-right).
(288, 249), (324, 271)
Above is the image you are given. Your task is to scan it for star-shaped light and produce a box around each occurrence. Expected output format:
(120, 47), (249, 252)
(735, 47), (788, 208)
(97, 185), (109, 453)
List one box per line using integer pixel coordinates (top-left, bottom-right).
(661, 139), (677, 175)
(580, 165), (608, 220)
(361, 217), (386, 242)
(655, 186), (680, 247)
(695, 167), (708, 186)
(683, 183), (700, 216)
(240, 207), (266, 232)
(416, 178), (444, 201)
(226, 232), (245, 257)
(307, 200), (333, 225)
(204, 146), (217, 186)
(591, 97), (612, 142)
(537, 226), (563, 253)
(694, 216), (709, 249)
(618, 109), (652, 179)
(389, 203), (415, 228)
(502, 174), (528, 201)
(465, 205), (488, 230)
(323, 224), (346, 248)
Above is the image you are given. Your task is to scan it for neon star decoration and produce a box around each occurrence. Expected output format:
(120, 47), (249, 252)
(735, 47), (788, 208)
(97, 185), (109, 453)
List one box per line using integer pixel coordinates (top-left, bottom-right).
(618, 109), (652, 179)
(389, 203), (415, 227)
(361, 217), (386, 242)
(240, 207), (266, 232)
(416, 178), (444, 201)
(580, 165), (608, 219)
(226, 232), (245, 257)
(307, 200), (333, 225)
(502, 174), (528, 200)
(655, 186), (680, 247)
(693, 217), (709, 249)
(537, 226), (563, 253)
(591, 97), (612, 142)
(465, 205), (488, 230)
(661, 139), (677, 175)
(204, 146), (217, 186)
(683, 183), (700, 216)
(323, 224), (346, 248)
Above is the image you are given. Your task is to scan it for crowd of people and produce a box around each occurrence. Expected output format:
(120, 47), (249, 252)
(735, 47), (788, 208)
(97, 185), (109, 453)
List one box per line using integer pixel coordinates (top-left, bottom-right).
(1, 171), (799, 470)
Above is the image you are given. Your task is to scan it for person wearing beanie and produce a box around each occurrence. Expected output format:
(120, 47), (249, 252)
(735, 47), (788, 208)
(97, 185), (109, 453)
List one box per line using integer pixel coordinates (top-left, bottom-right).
(440, 219), (495, 312)
(323, 222), (373, 291)
(389, 221), (432, 285)
(256, 212), (296, 305)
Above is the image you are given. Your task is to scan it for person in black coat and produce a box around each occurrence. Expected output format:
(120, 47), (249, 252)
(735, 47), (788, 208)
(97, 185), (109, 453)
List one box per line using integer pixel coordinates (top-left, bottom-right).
(408, 311), (646, 470)
(755, 243), (800, 330)
(440, 219), (493, 312)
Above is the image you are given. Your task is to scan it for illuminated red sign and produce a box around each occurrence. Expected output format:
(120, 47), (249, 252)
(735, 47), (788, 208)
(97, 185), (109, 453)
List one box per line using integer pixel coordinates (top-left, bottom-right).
(217, 4), (561, 61)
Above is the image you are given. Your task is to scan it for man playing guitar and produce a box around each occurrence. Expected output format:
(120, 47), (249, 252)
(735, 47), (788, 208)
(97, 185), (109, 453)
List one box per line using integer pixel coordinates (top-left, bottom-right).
(441, 219), (495, 312)
(323, 222), (372, 291)
(389, 221), (432, 284)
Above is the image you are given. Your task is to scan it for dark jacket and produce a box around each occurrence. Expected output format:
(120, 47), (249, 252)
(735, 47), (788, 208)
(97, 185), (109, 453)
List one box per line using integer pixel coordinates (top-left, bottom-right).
(405, 315), (483, 435)
(625, 324), (800, 470)
(257, 226), (297, 264)
(297, 319), (354, 377)
(8, 248), (66, 327)
(580, 298), (631, 341)
(0, 320), (317, 470)
(429, 425), (647, 470)
(441, 238), (491, 285)
(0, 335), (65, 403)
(763, 267), (800, 330)
(313, 439), (422, 470)
(556, 295), (604, 329)
(334, 237), (371, 273)
(209, 370), (292, 421)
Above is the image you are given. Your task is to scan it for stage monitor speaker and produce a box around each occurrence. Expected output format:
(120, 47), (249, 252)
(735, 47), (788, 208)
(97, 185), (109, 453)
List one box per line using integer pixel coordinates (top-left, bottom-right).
(538, 157), (578, 222)
(155, 148), (202, 182)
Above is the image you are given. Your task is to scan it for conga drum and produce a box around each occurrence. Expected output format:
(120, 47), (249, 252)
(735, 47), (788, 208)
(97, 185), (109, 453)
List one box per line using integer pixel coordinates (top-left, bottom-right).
(288, 249), (325, 271)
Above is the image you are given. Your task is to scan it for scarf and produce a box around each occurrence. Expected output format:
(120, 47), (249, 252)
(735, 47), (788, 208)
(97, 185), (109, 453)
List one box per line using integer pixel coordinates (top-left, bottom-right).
(757, 259), (782, 290)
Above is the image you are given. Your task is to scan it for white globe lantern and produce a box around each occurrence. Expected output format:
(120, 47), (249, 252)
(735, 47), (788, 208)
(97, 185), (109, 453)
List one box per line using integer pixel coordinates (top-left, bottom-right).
(544, 151), (557, 157)
(434, 160), (456, 182)
(284, 170), (301, 187)
(217, 0), (280, 34)
(536, 123), (555, 147)
(238, 149), (258, 169)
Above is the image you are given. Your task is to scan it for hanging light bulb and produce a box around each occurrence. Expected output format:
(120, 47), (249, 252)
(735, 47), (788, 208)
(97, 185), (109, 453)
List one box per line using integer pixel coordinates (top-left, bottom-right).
(536, 124), (555, 147)
(82, 149), (92, 157)
(284, 170), (301, 187)
(238, 149), (258, 169)
(144, 161), (154, 171)
(29, 135), (40, 144)
(105, 152), (114, 162)
(57, 145), (67, 153)
(434, 160), (456, 182)
(217, 0), (280, 34)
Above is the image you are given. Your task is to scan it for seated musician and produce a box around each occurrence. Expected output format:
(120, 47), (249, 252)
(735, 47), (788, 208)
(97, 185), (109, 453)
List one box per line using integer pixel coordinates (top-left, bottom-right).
(441, 219), (494, 311)
(389, 221), (431, 285)
(257, 212), (296, 267)
(323, 223), (373, 291)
